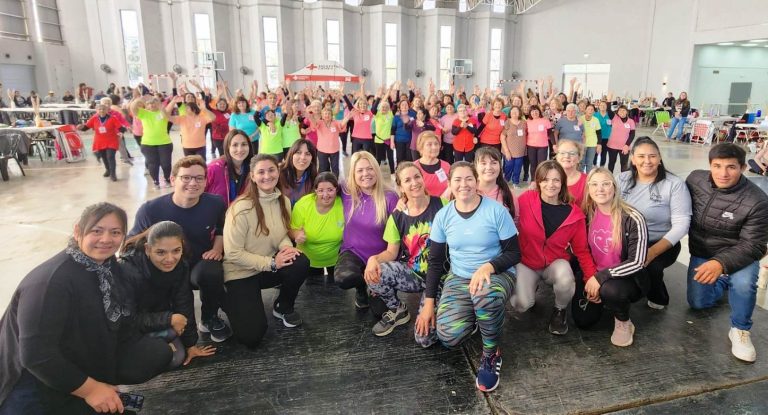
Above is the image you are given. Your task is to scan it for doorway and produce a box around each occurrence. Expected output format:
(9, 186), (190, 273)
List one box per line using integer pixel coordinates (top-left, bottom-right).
(728, 82), (751, 115)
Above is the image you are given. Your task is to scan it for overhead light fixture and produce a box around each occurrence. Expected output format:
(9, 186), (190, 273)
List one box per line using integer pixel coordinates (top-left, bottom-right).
(741, 43), (759, 47)
(749, 39), (768, 43)
(304, 0), (318, 3)
(717, 42), (734, 46)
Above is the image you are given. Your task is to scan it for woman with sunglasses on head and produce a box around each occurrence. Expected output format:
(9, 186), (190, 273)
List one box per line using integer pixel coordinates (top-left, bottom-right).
(205, 129), (255, 206)
(618, 137), (691, 310)
(576, 168), (648, 347)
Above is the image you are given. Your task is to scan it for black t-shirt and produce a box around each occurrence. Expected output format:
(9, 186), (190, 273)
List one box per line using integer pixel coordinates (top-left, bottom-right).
(541, 199), (572, 238)
(389, 196), (445, 276)
(128, 193), (226, 265)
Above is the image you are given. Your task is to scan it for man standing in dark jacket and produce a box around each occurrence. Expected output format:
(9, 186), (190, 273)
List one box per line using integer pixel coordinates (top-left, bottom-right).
(686, 143), (768, 363)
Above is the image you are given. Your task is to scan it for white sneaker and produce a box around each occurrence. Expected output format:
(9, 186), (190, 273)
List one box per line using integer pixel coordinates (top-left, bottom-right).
(611, 318), (635, 347)
(729, 327), (756, 362)
(647, 300), (665, 310)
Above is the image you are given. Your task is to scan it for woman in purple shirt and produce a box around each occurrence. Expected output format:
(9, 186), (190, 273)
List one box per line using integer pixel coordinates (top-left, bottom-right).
(335, 151), (399, 311)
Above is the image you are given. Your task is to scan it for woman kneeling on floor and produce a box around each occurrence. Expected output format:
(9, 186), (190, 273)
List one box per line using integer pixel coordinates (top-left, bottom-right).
(420, 162), (520, 393)
(575, 168), (648, 347)
(0, 203), (172, 414)
(121, 221), (216, 370)
(365, 162), (446, 339)
(223, 154), (310, 348)
(514, 161), (597, 336)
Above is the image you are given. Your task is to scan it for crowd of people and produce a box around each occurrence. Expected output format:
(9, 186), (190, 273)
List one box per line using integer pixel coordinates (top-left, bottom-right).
(1, 73), (767, 414)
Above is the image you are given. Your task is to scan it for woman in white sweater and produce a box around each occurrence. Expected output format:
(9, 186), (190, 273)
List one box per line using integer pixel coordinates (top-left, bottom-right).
(223, 154), (310, 348)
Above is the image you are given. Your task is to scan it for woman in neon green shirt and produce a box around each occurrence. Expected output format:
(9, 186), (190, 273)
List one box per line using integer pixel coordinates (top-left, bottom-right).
(255, 109), (287, 161)
(130, 93), (173, 188)
(289, 172), (344, 280)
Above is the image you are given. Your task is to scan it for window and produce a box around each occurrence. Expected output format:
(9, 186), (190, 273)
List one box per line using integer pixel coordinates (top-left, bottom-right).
(492, 0), (505, 13)
(263, 17), (280, 89)
(562, 64), (611, 99)
(439, 25), (452, 90)
(120, 10), (143, 87)
(385, 0), (398, 5)
(423, 0), (436, 10)
(458, 0), (468, 13)
(326, 19), (341, 89)
(344, 0), (360, 5)
(193, 14), (214, 88)
(0, 0), (29, 41)
(33, 0), (63, 44)
(384, 23), (397, 87)
(489, 28), (502, 88)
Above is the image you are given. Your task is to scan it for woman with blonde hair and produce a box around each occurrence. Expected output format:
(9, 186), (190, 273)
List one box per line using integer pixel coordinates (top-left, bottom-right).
(575, 168), (648, 347)
(335, 151), (399, 310)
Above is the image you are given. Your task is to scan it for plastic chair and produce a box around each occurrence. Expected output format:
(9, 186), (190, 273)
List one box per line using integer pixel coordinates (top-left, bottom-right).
(652, 111), (670, 136)
(0, 130), (27, 181)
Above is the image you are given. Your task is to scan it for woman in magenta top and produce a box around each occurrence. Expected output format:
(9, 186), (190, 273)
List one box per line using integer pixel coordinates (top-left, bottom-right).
(205, 129), (254, 206)
(605, 105), (636, 174)
(406, 108), (435, 161)
(554, 139), (587, 206)
(309, 107), (350, 177)
(525, 105), (553, 175)
(414, 131), (451, 198)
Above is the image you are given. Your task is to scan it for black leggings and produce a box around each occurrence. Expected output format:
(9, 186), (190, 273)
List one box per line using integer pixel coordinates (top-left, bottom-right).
(318, 151), (340, 176)
(572, 271), (646, 328)
(224, 254), (309, 348)
(441, 142), (454, 163)
(309, 266), (335, 280)
(183, 146), (206, 159)
(522, 155), (530, 180)
(97, 149), (116, 178)
(212, 140), (224, 158)
(596, 138), (608, 166)
(606, 148), (629, 174)
(395, 141), (411, 165)
(453, 149), (475, 163)
(351, 137), (374, 154)
(141, 143), (173, 184)
(334, 250), (366, 291)
(375, 143), (395, 174)
(190, 259), (225, 322)
(645, 242), (682, 306)
(527, 146), (549, 174)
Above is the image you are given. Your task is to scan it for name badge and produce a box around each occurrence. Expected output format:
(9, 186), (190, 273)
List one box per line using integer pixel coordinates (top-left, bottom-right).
(195, 122), (202, 128)
(248, 115), (255, 121)
(573, 125), (581, 131)
(517, 129), (524, 136)
(224, 113), (231, 119)
(363, 115), (370, 121)
(435, 168), (448, 182)
(538, 125), (545, 132)
(98, 126), (107, 134)
(330, 127), (337, 133)
(156, 114), (163, 120)
(624, 123), (631, 129)
(607, 120), (612, 126)
(499, 120), (505, 126)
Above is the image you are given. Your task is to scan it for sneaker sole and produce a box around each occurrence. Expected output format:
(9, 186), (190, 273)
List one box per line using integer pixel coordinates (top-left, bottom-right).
(198, 322), (231, 342)
(372, 313), (411, 337)
(549, 326), (568, 336)
(354, 300), (370, 310)
(728, 331), (757, 363)
(209, 333), (231, 343)
(476, 378), (500, 393)
(272, 309), (301, 328)
(647, 301), (666, 310)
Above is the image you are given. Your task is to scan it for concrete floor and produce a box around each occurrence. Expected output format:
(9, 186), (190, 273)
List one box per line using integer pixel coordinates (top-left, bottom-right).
(0, 126), (724, 312)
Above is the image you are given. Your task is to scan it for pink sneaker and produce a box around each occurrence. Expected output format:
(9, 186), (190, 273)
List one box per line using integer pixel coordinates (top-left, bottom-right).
(611, 318), (635, 347)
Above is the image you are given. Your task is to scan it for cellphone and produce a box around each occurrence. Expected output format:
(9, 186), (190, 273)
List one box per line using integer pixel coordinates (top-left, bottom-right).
(119, 392), (144, 412)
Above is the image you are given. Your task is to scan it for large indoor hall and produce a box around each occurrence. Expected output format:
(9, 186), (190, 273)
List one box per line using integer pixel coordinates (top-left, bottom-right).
(1, 0), (768, 414)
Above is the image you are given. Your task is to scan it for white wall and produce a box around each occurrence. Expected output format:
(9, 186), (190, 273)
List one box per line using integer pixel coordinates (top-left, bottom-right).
(690, 45), (768, 112)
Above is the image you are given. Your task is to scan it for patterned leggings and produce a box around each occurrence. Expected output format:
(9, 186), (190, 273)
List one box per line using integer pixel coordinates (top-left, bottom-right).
(436, 272), (514, 356)
(368, 261), (443, 348)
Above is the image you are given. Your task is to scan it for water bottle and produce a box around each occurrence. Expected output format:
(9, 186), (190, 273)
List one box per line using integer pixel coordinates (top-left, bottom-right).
(757, 109), (762, 118)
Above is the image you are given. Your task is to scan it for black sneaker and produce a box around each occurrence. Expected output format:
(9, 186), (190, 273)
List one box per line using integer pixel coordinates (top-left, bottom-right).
(272, 308), (303, 328)
(548, 307), (568, 335)
(355, 287), (370, 310)
(372, 303), (410, 337)
(198, 315), (232, 342)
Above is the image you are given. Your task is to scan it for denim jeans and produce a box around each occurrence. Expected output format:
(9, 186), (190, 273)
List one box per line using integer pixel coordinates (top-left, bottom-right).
(582, 146), (596, 172)
(687, 256), (759, 330)
(667, 117), (687, 139)
(503, 156), (525, 184)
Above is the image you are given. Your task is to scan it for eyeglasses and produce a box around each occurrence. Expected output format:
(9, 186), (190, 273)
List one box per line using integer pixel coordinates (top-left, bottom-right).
(557, 151), (578, 157)
(588, 181), (614, 189)
(177, 175), (206, 183)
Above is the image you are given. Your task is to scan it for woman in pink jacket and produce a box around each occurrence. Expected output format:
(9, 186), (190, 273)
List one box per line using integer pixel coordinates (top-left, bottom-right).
(205, 129), (254, 206)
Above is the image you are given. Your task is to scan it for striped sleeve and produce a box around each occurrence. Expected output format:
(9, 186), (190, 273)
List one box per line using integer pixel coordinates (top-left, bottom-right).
(598, 209), (648, 283)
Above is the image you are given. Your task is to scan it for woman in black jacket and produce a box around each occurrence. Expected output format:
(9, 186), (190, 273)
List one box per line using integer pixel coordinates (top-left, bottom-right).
(121, 221), (216, 370)
(666, 91), (691, 141)
(0, 203), (171, 414)
(573, 168), (648, 348)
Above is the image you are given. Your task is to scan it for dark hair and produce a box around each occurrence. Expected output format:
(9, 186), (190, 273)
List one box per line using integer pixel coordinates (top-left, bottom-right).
(123, 220), (185, 255)
(586, 103), (596, 111)
(534, 160), (572, 204)
(474, 146), (516, 218)
(222, 129), (254, 190)
(529, 105), (543, 118)
(237, 154), (291, 236)
(627, 136), (668, 190)
(617, 105), (628, 116)
(280, 139), (318, 199)
(709, 143), (746, 166)
(109, 94), (121, 106)
(314, 171), (339, 190)
(171, 155), (207, 177)
(449, 161), (477, 180)
(71, 202), (128, 248)
(233, 96), (250, 114)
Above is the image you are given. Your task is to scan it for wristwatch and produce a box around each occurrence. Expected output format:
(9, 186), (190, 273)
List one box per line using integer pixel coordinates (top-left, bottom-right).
(270, 256), (277, 273)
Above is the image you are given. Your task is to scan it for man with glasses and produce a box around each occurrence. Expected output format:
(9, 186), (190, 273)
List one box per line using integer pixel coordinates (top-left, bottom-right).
(129, 155), (232, 342)
(686, 143), (768, 362)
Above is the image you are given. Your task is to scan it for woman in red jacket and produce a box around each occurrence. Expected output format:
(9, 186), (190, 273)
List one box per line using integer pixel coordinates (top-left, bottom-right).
(513, 160), (597, 335)
(77, 103), (126, 181)
(451, 104), (478, 162)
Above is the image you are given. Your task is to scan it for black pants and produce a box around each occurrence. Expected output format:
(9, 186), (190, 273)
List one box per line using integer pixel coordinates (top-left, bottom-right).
(453, 149), (475, 163)
(309, 266), (335, 281)
(141, 143), (173, 184)
(596, 138), (608, 166)
(224, 254), (309, 348)
(527, 146), (549, 174)
(342, 121), (352, 153)
(572, 271), (645, 328)
(645, 242), (682, 306)
(183, 146), (206, 159)
(606, 147), (629, 174)
(478, 143), (502, 152)
(212, 139), (224, 158)
(522, 155), (530, 180)
(335, 250), (388, 317)
(318, 151), (340, 176)
(97, 148), (117, 178)
(352, 137), (374, 154)
(251, 140), (259, 154)
(190, 259), (225, 322)
(375, 143), (395, 174)
(395, 141), (411, 165)
(441, 142), (454, 163)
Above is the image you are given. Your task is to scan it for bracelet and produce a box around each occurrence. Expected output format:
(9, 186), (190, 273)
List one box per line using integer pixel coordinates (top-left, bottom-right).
(270, 256), (277, 273)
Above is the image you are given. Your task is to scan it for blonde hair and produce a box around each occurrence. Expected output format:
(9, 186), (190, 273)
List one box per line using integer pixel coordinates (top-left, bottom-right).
(582, 168), (637, 249)
(416, 130), (439, 153)
(346, 151), (389, 225)
(556, 139), (584, 160)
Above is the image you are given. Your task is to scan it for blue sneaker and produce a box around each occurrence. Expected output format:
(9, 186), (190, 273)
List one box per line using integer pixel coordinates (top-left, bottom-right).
(476, 350), (502, 392)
